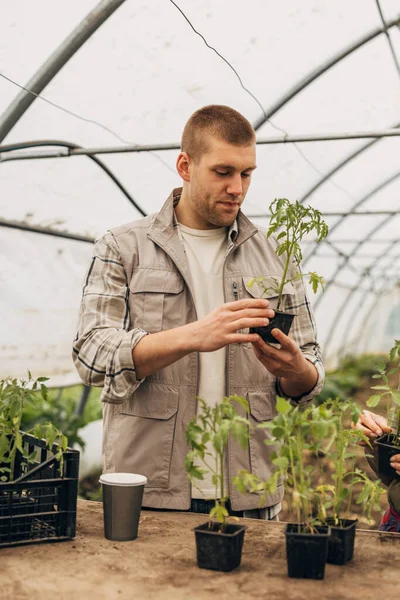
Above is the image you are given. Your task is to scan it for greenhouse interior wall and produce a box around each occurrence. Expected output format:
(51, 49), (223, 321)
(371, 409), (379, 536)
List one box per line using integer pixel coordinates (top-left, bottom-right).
(1, 0), (400, 381)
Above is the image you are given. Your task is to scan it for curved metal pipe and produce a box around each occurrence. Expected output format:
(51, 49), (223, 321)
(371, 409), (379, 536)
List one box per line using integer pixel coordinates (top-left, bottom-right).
(321, 238), (400, 358)
(337, 268), (400, 358)
(314, 212), (396, 310)
(299, 120), (400, 205)
(375, 0), (400, 80)
(253, 16), (400, 130)
(303, 169), (400, 268)
(0, 139), (146, 216)
(0, 217), (95, 244)
(355, 280), (400, 356)
(358, 284), (400, 356)
(0, 0), (125, 142)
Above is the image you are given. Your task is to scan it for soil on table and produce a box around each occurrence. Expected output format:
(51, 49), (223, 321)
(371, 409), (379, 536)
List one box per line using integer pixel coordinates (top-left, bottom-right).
(2, 500), (400, 600)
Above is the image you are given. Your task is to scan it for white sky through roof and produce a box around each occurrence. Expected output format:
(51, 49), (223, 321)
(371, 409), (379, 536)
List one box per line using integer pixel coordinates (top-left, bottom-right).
(1, 0), (400, 377)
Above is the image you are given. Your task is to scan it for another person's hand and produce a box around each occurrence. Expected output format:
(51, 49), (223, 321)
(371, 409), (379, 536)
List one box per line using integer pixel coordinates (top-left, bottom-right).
(390, 454), (400, 476)
(353, 409), (392, 446)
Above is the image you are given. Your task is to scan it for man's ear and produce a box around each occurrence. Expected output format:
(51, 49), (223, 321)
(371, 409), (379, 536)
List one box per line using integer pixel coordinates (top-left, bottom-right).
(176, 152), (191, 182)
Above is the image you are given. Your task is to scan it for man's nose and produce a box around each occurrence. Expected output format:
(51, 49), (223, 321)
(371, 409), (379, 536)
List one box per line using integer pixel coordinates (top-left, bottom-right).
(226, 174), (243, 197)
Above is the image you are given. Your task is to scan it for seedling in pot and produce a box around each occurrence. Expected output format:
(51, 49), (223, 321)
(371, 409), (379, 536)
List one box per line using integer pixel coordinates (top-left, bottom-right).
(185, 395), (252, 571)
(0, 373), (78, 549)
(249, 198), (328, 343)
(0, 373), (68, 482)
(366, 340), (400, 478)
(235, 397), (331, 579)
(312, 398), (385, 564)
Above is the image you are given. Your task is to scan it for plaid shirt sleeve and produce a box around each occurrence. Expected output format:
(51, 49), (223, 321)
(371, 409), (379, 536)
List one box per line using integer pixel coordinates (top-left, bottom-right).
(275, 260), (325, 407)
(72, 232), (148, 404)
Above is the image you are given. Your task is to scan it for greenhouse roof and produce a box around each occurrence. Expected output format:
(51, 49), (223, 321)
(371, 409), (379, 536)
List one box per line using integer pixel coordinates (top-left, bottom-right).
(1, 0), (400, 378)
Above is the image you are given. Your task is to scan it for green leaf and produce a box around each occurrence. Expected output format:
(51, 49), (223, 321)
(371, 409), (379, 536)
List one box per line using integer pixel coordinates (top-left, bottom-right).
(276, 396), (291, 414)
(370, 385), (390, 391)
(366, 394), (382, 407)
(273, 456), (289, 470)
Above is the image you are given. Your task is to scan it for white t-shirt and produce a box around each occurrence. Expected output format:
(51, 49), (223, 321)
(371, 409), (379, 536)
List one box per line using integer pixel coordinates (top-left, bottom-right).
(178, 223), (228, 499)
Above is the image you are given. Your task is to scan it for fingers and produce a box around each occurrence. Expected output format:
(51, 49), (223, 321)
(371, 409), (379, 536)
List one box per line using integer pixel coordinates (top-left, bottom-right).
(390, 454), (400, 475)
(229, 331), (264, 345)
(355, 410), (388, 439)
(266, 328), (294, 349)
(229, 306), (274, 331)
(227, 298), (271, 311)
(251, 329), (296, 356)
(371, 413), (392, 433)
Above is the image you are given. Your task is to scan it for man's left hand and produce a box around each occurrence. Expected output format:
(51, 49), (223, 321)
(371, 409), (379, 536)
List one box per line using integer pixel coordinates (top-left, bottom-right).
(251, 328), (318, 398)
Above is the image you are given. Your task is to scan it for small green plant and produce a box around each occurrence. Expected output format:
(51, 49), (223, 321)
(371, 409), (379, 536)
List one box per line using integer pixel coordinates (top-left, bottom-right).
(249, 198), (328, 311)
(316, 353), (389, 406)
(235, 397), (321, 531)
(185, 395), (251, 529)
(312, 398), (385, 526)
(21, 385), (103, 450)
(339, 353), (388, 378)
(0, 373), (68, 482)
(234, 397), (385, 530)
(366, 340), (400, 446)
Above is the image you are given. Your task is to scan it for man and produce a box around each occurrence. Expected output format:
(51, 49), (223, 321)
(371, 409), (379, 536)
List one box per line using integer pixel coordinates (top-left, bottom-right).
(73, 105), (324, 519)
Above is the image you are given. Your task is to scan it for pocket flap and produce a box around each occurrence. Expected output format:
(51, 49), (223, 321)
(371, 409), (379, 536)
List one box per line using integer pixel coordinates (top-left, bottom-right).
(243, 276), (295, 300)
(121, 383), (179, 420)
(130, 269), (184, 294)
(247, 390), (275, 421)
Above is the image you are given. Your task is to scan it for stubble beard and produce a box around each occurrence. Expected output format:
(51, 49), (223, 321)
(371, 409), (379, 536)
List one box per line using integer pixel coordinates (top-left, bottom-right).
(192, 186), (240, 228)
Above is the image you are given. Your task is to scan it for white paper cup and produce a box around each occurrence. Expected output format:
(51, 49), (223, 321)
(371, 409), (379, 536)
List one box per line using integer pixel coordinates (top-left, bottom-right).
(99, 472), (147, 541)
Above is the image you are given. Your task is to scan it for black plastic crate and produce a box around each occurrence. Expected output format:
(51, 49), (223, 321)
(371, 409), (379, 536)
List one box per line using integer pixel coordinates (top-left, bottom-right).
(0, 432), (79, 548)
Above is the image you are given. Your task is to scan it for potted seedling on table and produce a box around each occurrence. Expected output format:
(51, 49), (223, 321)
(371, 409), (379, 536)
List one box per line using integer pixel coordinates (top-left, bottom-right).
(0, 373), (79, 547)
(312, 398), (385, 565)
(366, 340), (400, 479)
(185, 395), (252, 572)
(235, 397), (331, 580)
(249, 198), (328, 343)
(236, 396), (386, 573)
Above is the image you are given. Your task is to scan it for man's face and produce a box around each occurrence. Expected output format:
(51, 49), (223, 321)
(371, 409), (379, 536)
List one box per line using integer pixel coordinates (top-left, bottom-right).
(186, 137), (256, 229)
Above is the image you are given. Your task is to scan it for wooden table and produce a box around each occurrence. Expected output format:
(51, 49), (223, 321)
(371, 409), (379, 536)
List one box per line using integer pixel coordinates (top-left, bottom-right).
(1, 500), (398, 600)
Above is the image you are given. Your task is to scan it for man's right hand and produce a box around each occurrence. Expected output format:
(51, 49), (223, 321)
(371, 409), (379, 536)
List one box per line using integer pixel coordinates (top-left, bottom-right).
(190, 299), (274, 352)
(133, 298), (274, 379)
(353, 409), (392, 446)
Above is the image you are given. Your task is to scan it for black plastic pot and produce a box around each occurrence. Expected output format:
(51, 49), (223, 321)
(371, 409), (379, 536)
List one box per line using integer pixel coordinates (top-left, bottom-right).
(285, 523), (330, 579)
(250, 310), (295, 343)
(375, 434), (400, 480)
(193, 521), (246, 572)
(326, 518), (357, 565)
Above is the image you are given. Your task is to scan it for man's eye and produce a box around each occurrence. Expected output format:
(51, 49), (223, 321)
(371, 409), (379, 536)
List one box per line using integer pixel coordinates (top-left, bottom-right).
(215, 171), (229, 176)
(242, 173), (251, 179)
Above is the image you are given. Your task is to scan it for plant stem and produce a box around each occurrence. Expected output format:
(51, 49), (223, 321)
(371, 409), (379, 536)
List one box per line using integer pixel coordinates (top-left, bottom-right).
(277, 232), (294, 311)
(296, 428), (309, 525)
(9, 389), (24, 481)
(334, 413), (344, 522)
(396, 407), (400, 443)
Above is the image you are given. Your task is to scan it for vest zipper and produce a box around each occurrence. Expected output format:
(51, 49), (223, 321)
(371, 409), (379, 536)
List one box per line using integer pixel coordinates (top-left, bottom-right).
(232, 281), (238, 301)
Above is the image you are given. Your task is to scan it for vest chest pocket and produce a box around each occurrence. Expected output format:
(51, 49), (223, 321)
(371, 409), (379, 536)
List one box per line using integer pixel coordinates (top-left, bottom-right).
(129, 268), (185, 332)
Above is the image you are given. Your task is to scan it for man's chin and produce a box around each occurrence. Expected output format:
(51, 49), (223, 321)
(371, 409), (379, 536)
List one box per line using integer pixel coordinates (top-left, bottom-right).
(216, 207), (240, 226)
(213, 216), (237, 227)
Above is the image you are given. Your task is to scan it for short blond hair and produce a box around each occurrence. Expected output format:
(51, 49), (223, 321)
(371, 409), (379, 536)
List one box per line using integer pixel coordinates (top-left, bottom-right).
(181, 105), (255, 162)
